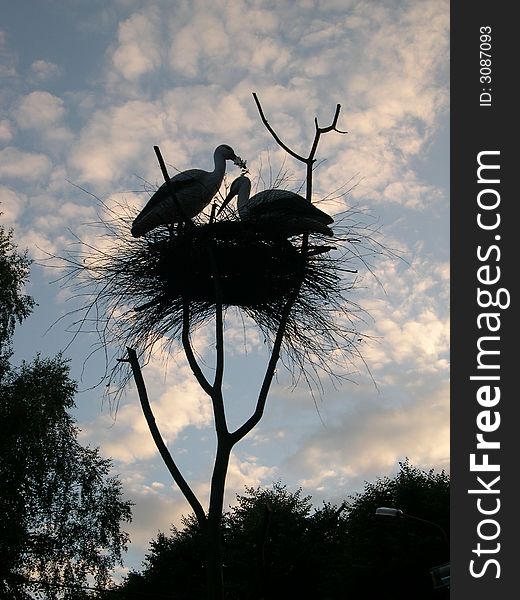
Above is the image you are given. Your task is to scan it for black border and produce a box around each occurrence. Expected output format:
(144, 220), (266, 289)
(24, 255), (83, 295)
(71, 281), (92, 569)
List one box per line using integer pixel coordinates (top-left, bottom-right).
(451, 3), (515, 597)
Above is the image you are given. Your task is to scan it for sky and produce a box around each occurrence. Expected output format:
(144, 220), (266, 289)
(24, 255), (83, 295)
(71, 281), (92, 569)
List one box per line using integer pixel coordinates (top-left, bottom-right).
(1, 0), (449, 579)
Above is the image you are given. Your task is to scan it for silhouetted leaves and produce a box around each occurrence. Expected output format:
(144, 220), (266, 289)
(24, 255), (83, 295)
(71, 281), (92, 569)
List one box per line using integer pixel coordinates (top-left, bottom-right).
(108, 465), (449, 599)
(0, 223), (132, 599)
(0, 223), (35, 378)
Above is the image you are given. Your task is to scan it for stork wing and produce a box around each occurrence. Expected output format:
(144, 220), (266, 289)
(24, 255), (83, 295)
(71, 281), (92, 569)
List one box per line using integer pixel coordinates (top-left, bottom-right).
(136, 170), (200, 219)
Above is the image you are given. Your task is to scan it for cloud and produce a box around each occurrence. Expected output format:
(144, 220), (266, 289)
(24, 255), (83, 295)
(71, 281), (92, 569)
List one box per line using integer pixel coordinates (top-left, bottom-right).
(80, 359), (213, 464)
(0, 119), (14, 142)
(356, 255), (449, 374)
(102, 443), (279, 570)
(161, 87), (253, 143)
(112, 451), (275, 571)
(244, 1), (448, 210)
(120, 474), (192, 547)
(110, 9), (162, 80)
(64, 0), (448, 215)
(288, 380), (449, 494)
(0, 147), (52, 181)
(220, 309), (264, 356)
(366, 312), (449, 375)
(10, 91), (73, 150)
(30, 59), (62, 81)
(170, 13), (231, 78)
(67, 90), (253, 191)
(227, 452), (278, 491)
(32, 201), (96, 233)
(167, 3), (282, 80)
(382, 178), (443, 209)
(69, 100), (166, 185)
(0, 186), (27, 225)
(13, 91), (66, 129)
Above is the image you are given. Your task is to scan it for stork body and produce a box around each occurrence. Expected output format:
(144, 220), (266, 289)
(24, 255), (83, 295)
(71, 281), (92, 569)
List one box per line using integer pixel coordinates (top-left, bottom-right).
(220, 175), (334, 237)
(132, 144), (243, 237)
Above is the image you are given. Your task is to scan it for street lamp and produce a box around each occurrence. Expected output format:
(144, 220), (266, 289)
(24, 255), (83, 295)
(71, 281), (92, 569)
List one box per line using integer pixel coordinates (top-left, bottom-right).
(375, 507), (449, 545)
(375, 506), (450, 590)
(375, 507), (403, 517)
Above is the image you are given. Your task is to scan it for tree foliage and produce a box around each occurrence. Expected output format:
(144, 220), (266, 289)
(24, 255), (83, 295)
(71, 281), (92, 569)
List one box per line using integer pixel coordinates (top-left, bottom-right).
(0, 223), (133, 599)
(0, 223), (35, 377)
(108, 463), (449, 600)
(0, 356), (133, 598)
(340, 459), (450, 599)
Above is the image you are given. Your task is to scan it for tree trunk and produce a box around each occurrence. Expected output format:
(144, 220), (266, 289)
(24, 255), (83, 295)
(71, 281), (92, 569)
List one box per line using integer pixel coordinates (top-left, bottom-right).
(205, 440), (231, 600)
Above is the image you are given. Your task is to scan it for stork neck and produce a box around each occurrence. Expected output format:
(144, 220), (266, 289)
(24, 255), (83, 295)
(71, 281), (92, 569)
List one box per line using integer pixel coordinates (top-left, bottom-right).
(237, 178), (252, 202)
(213, 150), (228, 178)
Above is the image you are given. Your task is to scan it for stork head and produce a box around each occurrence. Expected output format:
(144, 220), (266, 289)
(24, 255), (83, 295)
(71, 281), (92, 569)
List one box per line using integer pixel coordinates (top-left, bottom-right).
(215, 144), (247, 170)
(217, 175), (251, 216)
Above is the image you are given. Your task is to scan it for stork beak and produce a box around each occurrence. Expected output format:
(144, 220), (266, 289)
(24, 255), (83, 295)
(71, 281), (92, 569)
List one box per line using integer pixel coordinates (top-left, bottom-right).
(233, 155), (248, 171)
(216, 189), (236, 217)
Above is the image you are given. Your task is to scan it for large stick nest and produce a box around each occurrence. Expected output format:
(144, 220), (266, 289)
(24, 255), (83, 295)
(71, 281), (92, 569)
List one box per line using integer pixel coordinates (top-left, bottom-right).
(55, 197), (394, 398)
(131, 221), (310, 308)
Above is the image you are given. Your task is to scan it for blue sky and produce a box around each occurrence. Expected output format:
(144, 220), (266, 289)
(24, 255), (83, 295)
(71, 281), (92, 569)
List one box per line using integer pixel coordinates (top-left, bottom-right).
(1, 0), (449, 578)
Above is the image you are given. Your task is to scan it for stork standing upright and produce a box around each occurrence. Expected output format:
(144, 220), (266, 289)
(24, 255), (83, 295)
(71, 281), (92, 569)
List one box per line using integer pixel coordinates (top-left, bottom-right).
(131, 144), (245, 237)
(218, 175), (334, 237)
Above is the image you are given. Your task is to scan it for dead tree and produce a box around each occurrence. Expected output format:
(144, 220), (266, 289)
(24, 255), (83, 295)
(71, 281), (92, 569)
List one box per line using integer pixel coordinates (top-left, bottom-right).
(122, 94), (348, 600)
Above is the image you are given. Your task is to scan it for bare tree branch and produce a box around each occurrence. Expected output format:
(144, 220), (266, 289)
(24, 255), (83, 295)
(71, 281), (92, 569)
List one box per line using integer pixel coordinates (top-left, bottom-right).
(252, 92), (347, 204)
(123, 348), (206, 525)
(316, 104), (348, 135)
(230, 282), (301, 445)
(182, 301), (213, 397)
(207, 243), (228, 436)
(252, 93), (307, 163)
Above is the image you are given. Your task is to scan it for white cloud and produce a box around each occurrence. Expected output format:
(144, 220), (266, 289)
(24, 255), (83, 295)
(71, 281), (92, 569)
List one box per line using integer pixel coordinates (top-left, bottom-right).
(68, 90), (253, 191)
(111, 9), (162, 80)
(224, 453), (278, 504)
(170, 13), (231, 77)
(0, 119), (14, 142)
(357, 256), (449, 374)
(32, 201), (96, 233)
(30, 59), (62, 81)
(382, 176), (443, 209)
(167, 4), (282, 79)
(120, 477), (190, 547)
(221, 310), (264, 355)
(14, 91), (66, 129)
(291, 381), (449, 494)
(106, 445), (278, 563)
(69, 100), (165, 184)
(81, 359), (213, 464)
(161, 87), (253, 143)
(0, 147), (52, 181)
(0, 186), (27, 225)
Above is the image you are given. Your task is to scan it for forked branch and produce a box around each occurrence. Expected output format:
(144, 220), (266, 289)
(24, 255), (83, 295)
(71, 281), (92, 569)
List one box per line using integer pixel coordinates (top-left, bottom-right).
(207, 242), (228, 436)
(230, 282), (300, 445)
(252, 94), (306, 163)
(252, 92), (347, 203)
(182, 301), (213, 397)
